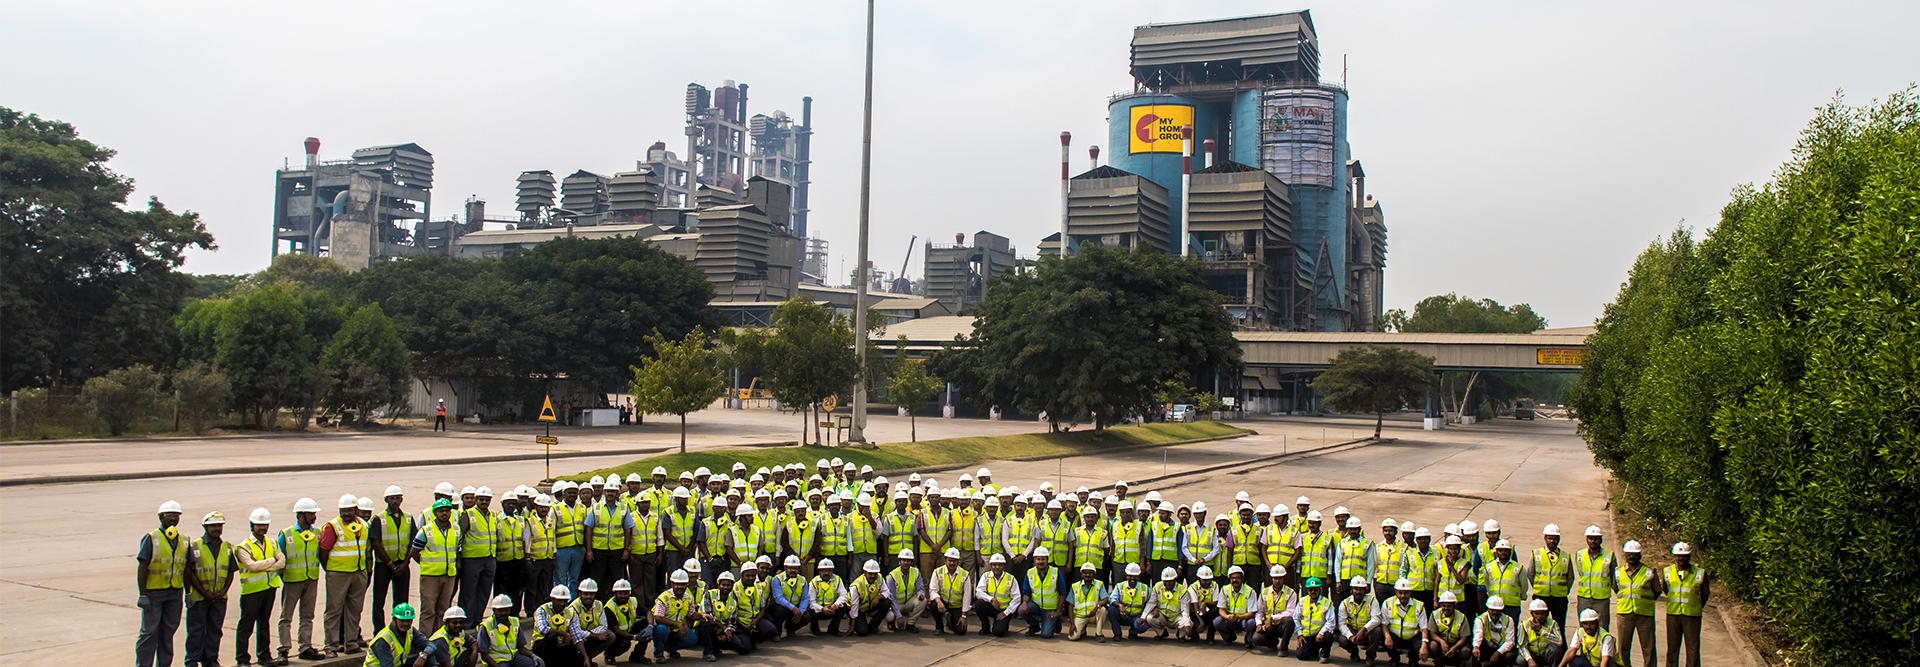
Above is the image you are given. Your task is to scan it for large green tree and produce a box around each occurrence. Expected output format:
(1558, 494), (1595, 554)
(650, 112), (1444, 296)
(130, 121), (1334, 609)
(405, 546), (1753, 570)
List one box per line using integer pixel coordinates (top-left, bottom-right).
(1566, 89), (1920, 664)
(933, 245), (1240, 431)
(0, 108), (214, 391)
(1384, 292), (1555, 418)
(1312, 345), (1436, 438)
(726, 297), (859, 444)
(321, 304), (412, 424)
(630, 327), (728, 453)
(218, 285), (317, 427)
(885, 336), (943, 443)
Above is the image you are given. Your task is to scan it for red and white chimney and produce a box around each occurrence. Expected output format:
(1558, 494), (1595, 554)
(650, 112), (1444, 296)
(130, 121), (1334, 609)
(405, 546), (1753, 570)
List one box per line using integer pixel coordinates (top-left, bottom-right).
(303, 137), (320, 169)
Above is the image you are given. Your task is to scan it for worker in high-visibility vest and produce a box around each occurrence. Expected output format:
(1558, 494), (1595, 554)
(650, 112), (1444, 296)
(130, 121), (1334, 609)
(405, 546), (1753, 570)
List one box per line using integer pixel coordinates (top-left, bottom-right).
(318, 494), (370, 655)
(235, 508), (285, 667)
(409, 499), (461, 633)
(1613, 541), (1657, 667)
(1531, 524), (1575, 630)
(367, 486), (415, 631)
(1020, 547), (1063, 639)
(1375, 519), (1404, 602)
(184, 511), (236, 667)
(1375, 578), (1427, 666)
(1065, 562), (1109, 642)
(1426, 590), (1471, 667)
(1519, 598), (1566, 667)
(457, 487), (500, 621)
(1573, 526), (1617, 634)
(1334, 576), (1382, 664)
(362, 603), (427, 667)
(277, 498), (324, 663)
(1475, 594), (1519, 667)
(1661, 542), (1709, 667)
(1564, 608), (1616, 667)
(1292, 578), (1338, 661)
(137, 500), (187, 667)
(1483, 539), (1528, 625)
(420, 604), (467, 667)
(930, 548), (973, 636)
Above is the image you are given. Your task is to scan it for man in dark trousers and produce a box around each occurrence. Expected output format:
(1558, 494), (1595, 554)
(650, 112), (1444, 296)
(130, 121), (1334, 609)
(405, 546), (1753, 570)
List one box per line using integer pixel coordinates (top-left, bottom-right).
(434, 399), (447, 432)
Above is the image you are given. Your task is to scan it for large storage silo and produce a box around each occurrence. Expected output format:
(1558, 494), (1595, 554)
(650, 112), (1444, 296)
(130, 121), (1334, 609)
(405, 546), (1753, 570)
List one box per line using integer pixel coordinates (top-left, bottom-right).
(1106, 93), (1219, 252)
(1248, 84), (1348, 331)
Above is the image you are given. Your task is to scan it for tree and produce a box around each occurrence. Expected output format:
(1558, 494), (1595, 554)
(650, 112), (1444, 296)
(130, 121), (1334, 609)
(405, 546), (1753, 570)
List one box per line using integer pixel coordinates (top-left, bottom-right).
(78, 364), (163, 436)
(1386, 293), (1552, 417)
(321, 304), (412, 425)
(170, 362), (230, 435)
(886, 336), (942, 442)
(1565, 88), (1920, 664)
(630, 327), (728, 453)
(1312, 344), (1436, 438)
(1, 108), (214, 392)
(726, 297), (859, 445)
(259, 254), (350, 294)
(934, 245), (1240, 431)
(217, 285), (316, 428)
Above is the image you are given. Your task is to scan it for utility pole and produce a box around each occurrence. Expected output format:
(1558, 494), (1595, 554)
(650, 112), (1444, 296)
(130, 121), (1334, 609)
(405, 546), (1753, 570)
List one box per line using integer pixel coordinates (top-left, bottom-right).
(849, 0), (876, 444)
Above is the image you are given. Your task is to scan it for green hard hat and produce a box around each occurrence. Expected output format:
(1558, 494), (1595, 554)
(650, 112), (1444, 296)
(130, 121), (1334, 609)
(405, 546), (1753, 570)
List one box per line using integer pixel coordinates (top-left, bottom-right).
(432, 499), (454, 510)
(1304, 577), (1323, 588)
(392, 603), (416, 620)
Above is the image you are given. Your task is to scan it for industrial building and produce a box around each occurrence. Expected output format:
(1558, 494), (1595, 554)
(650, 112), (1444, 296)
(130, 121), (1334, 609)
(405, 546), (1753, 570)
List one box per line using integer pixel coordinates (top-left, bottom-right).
(1072, 10), (1389, 332)
(270, 139), (440, 269)
(922, 232), (1022, 315)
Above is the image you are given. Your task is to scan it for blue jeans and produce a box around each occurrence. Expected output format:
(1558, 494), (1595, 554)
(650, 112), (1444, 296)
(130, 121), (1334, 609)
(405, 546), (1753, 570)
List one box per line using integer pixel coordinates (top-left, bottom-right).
(1021, 602), (1058, 638)
(651, 626), (698, 659)
(1106, 607), (1142, 638)
(556, 546), (585, 595)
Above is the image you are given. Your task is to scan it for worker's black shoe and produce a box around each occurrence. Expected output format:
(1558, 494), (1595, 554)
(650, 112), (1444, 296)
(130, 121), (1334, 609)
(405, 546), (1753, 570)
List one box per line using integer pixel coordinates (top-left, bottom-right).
(341, 646), (363, 655)
(298, 649), (324, 661)
(702, 652), (716, 663)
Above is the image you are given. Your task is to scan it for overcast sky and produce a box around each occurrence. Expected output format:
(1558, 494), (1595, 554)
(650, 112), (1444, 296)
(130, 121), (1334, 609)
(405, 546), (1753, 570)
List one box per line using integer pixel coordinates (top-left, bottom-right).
(7, 0), (1915, 327)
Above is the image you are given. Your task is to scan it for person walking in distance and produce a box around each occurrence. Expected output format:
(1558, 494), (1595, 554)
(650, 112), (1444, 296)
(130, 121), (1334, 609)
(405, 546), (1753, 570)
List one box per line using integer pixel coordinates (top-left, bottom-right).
(234, 508), (285, 667)
(318, 494), (371, 656)
(137, 501), (188, 667)
(275, 499), (323, 663)
(434, 399), (447, 432)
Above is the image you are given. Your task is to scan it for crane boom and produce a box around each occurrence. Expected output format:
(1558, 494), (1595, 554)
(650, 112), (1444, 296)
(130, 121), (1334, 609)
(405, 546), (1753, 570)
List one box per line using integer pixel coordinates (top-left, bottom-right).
(894, 235), (917, 294)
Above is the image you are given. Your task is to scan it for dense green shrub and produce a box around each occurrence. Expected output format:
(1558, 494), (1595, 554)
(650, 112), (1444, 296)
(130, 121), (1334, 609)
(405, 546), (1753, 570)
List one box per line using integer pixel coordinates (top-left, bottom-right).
(1567, 88), (1919, 664)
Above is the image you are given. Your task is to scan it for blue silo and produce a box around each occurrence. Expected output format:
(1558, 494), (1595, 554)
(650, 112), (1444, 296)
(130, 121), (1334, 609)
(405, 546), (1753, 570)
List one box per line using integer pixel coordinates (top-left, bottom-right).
(1106, 93), (1220, 252)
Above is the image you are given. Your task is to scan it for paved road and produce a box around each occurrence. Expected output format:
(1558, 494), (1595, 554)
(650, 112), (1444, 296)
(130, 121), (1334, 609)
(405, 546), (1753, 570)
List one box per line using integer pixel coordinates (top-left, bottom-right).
(0, 414), (1743, 667)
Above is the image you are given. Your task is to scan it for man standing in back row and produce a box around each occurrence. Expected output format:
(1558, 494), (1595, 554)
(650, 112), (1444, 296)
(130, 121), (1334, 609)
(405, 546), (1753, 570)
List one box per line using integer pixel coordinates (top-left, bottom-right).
(137, 501), (188, 667)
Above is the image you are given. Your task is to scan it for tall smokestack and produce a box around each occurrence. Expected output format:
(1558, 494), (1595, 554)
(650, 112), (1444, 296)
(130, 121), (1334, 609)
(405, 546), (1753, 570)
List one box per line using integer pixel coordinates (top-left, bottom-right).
(1060, 131), (1071, 256)
(1202, 139), (1216, 170)
(737, 83), (749, 122)
(1180, 125), (1193, 257)
(795, 96), (813, 240)
(304, 137), (320, 169)
(1089, 145), (1100, 171)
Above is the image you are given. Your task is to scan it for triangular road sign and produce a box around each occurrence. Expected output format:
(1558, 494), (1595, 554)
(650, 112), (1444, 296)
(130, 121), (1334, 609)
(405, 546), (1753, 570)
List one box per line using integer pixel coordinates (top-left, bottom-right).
(538, 396), (557, 422)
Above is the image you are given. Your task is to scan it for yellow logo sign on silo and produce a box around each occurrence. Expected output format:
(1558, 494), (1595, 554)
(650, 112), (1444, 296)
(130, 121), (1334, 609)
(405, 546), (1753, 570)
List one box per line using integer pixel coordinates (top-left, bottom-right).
(1128, 104), (1195, 154)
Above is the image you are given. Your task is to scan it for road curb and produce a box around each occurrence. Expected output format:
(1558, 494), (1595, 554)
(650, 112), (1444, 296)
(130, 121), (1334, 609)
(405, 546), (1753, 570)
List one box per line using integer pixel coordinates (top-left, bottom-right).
(0, 446), (667, 488)
(1109, 436), (1381, 493)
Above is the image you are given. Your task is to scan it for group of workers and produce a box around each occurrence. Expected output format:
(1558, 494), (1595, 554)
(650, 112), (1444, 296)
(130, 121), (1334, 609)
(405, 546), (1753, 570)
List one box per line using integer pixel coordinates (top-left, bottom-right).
(136, 458), (1710, 667)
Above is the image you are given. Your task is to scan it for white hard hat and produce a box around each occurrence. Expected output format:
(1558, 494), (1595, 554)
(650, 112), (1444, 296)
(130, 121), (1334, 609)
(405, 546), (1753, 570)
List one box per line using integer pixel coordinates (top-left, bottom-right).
(898, 548), (915, 560)
(1160, 502), (1175, 512)
(1495, 539), (1512, 550)
(673, 487), (690, 498)
(944, 547), (960, 559)
(959, 473), (973, 482)
(1486, 595), (1506, 610)
(1543, 523), (1561, 536)
(1196, 566), (1214, 580)
(1401, 521), (1416, 532)
(735, 504), (755, 516)
(678, 471), (694, 480)
(492, 594), (513, 608)
(294, 498), (319, 513)
(1080, 562), (1096, 571)
(1444, 523), (1461, 536)
(696, 466), (712, 476)
(462, 485), (479, 495)
(434, 482), (455, 495)
(1351, 576), (1368, 588)
(337, 494), (358, 508)
(1395, 578), (1412, 591)
(1214, 513), (1230, 523)
(1382, 518), (1397, 527)
(158, 500), (183, 514)
(984, 497), (998, 507)
(1444, 535), (1463, 546)
(1117, 500), (1133, 511)
(1460, 520), (1478, 533)
(356, 497), (374, 511)
(1114, 480), (1128, 487)
(1038, 481), (1052, 491)
(909, 473), (921, 481)
(1162, 567), (1179, 581)
(1192, 501), (1207, 513)
(475, 486), (493, 497)
(1235, 491), (1250, 501)
(1033, 546), (1050, 558)
(1439, 591), (1457, 603)
(1580, 608), (1600, 622)
(1271, 564), (1287, 578)
(1306, 510), (1322, 521)
(977, 467), (991, 477)
(909, 487), (925, 496)
(1623, 540), (1642, 553)
(818, 558), (834, 569)
(1226, 565), (1244, 576)
(1145, 491), (1162, 502)
(815, 459), (830, 468)
(711, 497), (727, 509)
(384, 485), (404, 497)
(1125, 563), (1142, 576)
(250, 508), (272, 524)
(785, 555), (802, 567)
(670, 570), (689, 584)
(1585, 525), (1603, 537)
(1530, 599), (1549, 611)
(1046, 500), (1062, 510)
(683, 558), (702, 573)
(1085, 507), (1101, 517)
(1296, 496), (1311, 505)
(550, 585), (571, 600)
(578, 579), (598, 593)
(1334, 506), (1349, 516)
(893, 491), (907, 500)
(588, 476), (604, 487)
(202, 511), (225, 525)
(862, 465), (874, 474)
(1483, 519), (1501, 532)
(613, 579), (632, 591)
(444, 606), (466, 620)
(1414, 527), (1431, 538)
(535, 494), (552, 507)
(653, 466), (669, 476)
(1345, 517), (1361, 528)
(1673, 542), (1692, 555)
(1256, 503), (1271, 514)
(990, 554), (1006, 565)
(1103, 495), (1117, 506)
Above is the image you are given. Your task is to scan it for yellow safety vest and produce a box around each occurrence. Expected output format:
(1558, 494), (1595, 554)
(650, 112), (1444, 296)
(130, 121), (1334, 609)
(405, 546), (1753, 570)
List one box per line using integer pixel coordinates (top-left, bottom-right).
(1039, 517), (1072, 557)
(1070, 580), (1104, 617)
(460, 509), (496, 558)
(279, 525), (319, 583)
(589, 505), (627, 551)
(886, 513), (917, 555)
(1663, 565), (1705, 616)
(1339, 537), (1371, 580)
(1185, 524), (1213, 563)
(1531, 548), (1570, 597)
(1432, 608), (1467, 643)
(238, 538), (281, 595)
(1576, 550), (1614, 600)
(627, 512), (660, 555)
(1403, 548), (1437, 592)
(324, 517), (369, 572)
(919, 510), (949, 554)
(754, 512), (783, 554)
(429, 626), (465, 666)
(361, 626), (412, 667)
(1300, 531), (1335, 579)
(655, 591), (694, 624)
(144, 528), (186, 590)
(189, 539), (233, 601)
(665, 509), (696, 549)
(1221, 583), (1255, 614)
(496, 513), (524, 561)
(482, 617), (519, 663)
(1115, 581), (1149, 615)
(982, 572), (1018, 607)
(1524, 618), (1562, 654)
(1341, 596), (1369, 633)
(1154, 583), (1183, 616)
(786, 516), (816, 557)
(528, 514), (555, 560)
(811, 575), (842, 606)
(1262, 587), (1297, 621)
(1375, 541), (1402, 584)
(1579, 629), (1612, 662)
(1074, 524), (1107, 569)
(732, 581), (767, 624)
(1614, 565), (1656, 615)
(728, 525), (757, 565)
(1149, 519), (1180, 561)
(1232, 524), (1262, 565)
(1484, 558), (1525, 608)
(1265, 524), (1298, 568)
(554, 503), (585, 549)
(817, 515), (848, 556)
(978, 513), (1002, 556)
(1301, 595), (1331, 628)
(1007, 515), (1035, 554)
(936, 567), (969, 605)
(1438, 553), (1470, 600)
(1387, 599), (1425, 639)
(418, 521), (460, 577)
(376, 511), (415, 563)
(1026, 567), (1060, 609)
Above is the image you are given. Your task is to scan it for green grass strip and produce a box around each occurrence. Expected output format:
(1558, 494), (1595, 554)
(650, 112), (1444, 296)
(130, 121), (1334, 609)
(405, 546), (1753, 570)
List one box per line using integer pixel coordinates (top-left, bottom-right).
(565, 421), (1250, 482)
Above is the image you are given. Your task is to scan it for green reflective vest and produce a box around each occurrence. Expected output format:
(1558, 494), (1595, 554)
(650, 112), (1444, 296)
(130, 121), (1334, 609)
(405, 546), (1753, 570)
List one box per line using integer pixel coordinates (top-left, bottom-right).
(482, 617), (519, 663)
(189, 538), (233, 601)
(1576, 550), (1614, 600)
(419, 522), (460, 577)
(589, 505), (626, 552)
(1531, 548), (1571, 597)
(1026, 566), (1060, 610)
(238, 537), (281, 595)
(1432, 607), (1467, 643)
(279, 525), (319, 583)
(1663, 565), (1705, 616)
(1387, 598), (1425, 639)
(1614, 565), (1656, 615)
(362, 626), (414, 667)
(460, 509), (496, 559)
(144, 528), (185, 590)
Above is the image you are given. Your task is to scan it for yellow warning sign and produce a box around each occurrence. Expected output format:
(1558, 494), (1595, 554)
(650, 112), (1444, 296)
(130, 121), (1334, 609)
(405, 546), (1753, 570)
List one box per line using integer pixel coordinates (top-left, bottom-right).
(1535, 348), (1588, 366)
(538, 396), (558, 422)
(821, 395), (838, 412)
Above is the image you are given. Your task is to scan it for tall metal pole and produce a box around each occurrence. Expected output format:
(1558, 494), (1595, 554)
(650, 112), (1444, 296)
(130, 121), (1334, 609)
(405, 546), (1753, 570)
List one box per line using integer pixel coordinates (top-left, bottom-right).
(1179, 125), (1193, 257)
(1059, 131), (1071, 256)
(849, 0), (876, 444)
